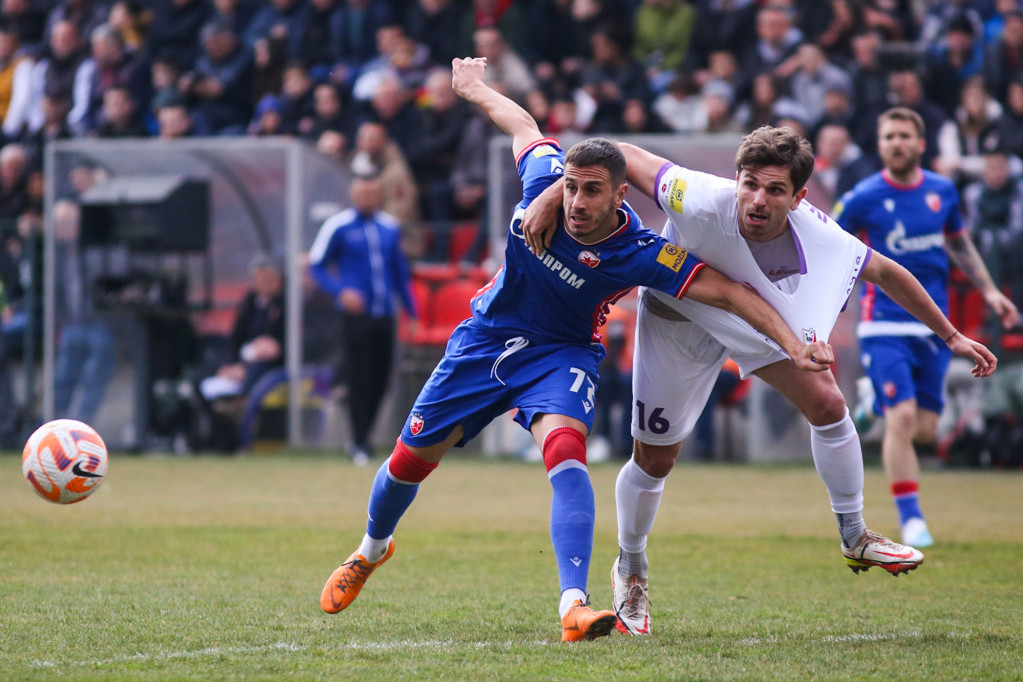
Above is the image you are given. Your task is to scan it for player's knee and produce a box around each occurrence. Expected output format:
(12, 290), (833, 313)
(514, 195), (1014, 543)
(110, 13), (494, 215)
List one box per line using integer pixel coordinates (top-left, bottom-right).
(634, 439), (679, 478)
(803, 388), (848, 425)
(884, 402), (918, 439)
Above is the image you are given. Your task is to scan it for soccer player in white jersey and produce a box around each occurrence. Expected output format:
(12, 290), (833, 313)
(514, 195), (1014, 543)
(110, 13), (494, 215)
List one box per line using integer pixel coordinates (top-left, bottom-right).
(834, 108), (1018, 548)
(523, 126), (998, 636)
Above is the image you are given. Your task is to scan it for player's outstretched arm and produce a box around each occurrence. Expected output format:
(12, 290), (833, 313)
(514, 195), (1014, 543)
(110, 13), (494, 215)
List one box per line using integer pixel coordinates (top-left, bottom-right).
(862, 251), (997, 377)
(451, 57), (542, 161)
(619, 143), (670, 201)
(686, 266), (834, 372)
(945, 231), (1020, 329)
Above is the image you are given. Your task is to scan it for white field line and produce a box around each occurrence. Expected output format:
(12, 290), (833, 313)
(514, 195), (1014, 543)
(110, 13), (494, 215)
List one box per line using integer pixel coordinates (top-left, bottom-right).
(30, 640), (551, 668)
(32, 630), (972, 668)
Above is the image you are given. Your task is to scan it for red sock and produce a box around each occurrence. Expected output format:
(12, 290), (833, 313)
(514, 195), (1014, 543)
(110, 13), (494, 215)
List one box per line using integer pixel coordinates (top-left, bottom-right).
(387, 438), (439, 484)
(542, 427), (587, 474)
(891, 480), (919, 497)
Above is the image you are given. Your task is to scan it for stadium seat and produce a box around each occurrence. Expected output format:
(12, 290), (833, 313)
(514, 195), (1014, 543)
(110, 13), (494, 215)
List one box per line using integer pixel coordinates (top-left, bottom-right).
(448, 221), (480, 263)
(238, 365), (334, 449)
(418, 278), (482, 345)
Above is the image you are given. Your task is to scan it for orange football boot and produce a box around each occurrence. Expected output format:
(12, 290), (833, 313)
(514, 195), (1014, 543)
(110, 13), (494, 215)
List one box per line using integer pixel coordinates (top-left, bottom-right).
(560, 599), (618, 642)
(320, 540), (395, 613)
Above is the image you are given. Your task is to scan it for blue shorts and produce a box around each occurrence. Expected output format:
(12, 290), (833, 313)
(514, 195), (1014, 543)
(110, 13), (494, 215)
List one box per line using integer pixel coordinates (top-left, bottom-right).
(400, 321), (604, 447)
(860, 335), (952, 415)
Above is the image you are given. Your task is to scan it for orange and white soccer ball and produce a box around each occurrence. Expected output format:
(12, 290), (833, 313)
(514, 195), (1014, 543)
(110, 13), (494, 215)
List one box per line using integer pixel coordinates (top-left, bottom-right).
(22, 419), (108, 504)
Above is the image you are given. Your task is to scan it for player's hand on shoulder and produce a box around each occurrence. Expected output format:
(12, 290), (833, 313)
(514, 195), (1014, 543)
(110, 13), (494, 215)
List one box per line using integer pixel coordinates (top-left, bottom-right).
(792, 340), (834, 372)
(522, 180), (562, 254)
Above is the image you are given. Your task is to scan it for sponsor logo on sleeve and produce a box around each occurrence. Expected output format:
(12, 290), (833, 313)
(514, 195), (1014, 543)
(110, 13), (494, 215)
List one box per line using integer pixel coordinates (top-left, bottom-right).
(533, 144), (558, 158)
(667, 178), (687, 213)
(410, 413), (424, 436)
(656, 244), (688, 272)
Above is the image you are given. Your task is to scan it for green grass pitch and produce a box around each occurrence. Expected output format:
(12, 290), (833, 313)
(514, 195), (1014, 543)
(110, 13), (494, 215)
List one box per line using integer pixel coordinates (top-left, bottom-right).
(2, 452), (1021, 680)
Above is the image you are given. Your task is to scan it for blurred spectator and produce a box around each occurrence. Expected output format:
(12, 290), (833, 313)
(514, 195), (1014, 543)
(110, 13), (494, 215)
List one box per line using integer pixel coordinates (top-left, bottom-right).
(448, 113), (489, 261)
(144, 0), (213, 73)
(0, 21), (32, 131)
(578, 22), (649, 132)
(848, 30), (891, 121)
(247, 93), (284, 136)
(472, 25), (536, 106)
(519, 0), (588, 79)
(734, 71), (786, 131)
(107, 0), (145, 51)
(350, 120), (421, 228)
(918, 1), (985, 49)
(632, 0), (696, 94)
(814, 123), (877, 203)
(861, 0), (916, 42)
(304, 81), (357, 149)
(815, 0), (865, 65)
(78, 23), (145, 136)
(94, 84), (146, 137)
(693, 49), (738, 90)
(1, 0), (46, 51)
(143, 51), (182, 133)
(4, 19), (86, 139)
(52, 197), (117, 425)
(180, 18), (253, 135)
(0, 141), (27, 220)
(461, 0), (526, 54)
(352, 29), (432, 101)
(154, 90), (201, 138)
(404, 0), (470, 66)
(983, 8), (1023, 104)
(44, 0), (110, 49)
(961, 150), (1023, 307)
(0, 264), (17, 447)
(884, 68), (952, 169)
(19, 86), (73, 169)
(686, 0), (757, 74)
(923, 10), (985, 117)
(357, 71), (422, 155)
(329, 1), (395, 90)
(211, 0), (257, 38)
(243, 0), (310, 65)
(935, 75), (1003, 185)
(299, 0), (343, 77)
(406, 66), (476, 257)
(736, 3), (803, 98)
(307, 172), (418, 464)
(651, 71), (703, 133)
(277, 60), (315, 136)
(981, 78), (1023, 160)
(785, 43), (852, 130)
(198, 253), (286, 452)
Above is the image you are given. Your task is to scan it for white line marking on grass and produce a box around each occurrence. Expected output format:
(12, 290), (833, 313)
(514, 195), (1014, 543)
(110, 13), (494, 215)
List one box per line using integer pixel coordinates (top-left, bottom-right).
(30, 639), (553, 669)
(741, 631), (924, 646)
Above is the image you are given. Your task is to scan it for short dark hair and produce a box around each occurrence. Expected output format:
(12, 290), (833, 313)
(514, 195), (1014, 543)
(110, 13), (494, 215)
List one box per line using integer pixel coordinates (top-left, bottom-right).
(878, 106), (925, 137)
(735, 126), (814, 193)
(565, 138), (626, 187)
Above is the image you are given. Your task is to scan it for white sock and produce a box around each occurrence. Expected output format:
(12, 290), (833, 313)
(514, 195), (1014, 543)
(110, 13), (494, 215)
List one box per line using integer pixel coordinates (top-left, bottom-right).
(357, 533), (392, 563)
(809, 409), (865, 544)
(559, 588), (587, 618)
(616, 456), (667, 558)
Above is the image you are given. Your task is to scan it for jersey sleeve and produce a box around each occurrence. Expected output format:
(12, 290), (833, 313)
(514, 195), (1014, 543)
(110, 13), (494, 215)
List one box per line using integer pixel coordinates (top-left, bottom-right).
(516, 138), (564, 205)
(653, 163), (728, 223)
(634, 237), (707, 301)
(832, 189), (861, 234)
(943, 186), (964, 236)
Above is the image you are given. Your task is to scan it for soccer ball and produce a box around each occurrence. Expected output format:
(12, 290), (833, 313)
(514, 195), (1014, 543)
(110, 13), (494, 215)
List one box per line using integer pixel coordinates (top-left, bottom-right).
(22, 419), (108, 505)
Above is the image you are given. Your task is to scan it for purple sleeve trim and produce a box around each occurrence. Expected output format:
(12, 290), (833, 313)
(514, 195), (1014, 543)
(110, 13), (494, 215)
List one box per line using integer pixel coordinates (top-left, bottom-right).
(653, 162), (673, 211)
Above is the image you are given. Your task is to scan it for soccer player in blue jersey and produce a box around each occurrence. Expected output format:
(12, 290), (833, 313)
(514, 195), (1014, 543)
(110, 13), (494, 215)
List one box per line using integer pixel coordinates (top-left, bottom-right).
(834, 107), (1019, 547)
(319, 57), (834, 642)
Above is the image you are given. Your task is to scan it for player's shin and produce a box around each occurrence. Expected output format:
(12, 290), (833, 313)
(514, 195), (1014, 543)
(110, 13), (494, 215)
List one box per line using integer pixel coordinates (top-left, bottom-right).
(544, 428), (595, 610)
(362, 439), (438, 557)
(615, 456), (665, 579)
(809, 409), (866, 546)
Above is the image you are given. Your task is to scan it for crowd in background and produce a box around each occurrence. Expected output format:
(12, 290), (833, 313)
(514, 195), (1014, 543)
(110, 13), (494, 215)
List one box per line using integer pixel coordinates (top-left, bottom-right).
(1, 0), (1023, 454)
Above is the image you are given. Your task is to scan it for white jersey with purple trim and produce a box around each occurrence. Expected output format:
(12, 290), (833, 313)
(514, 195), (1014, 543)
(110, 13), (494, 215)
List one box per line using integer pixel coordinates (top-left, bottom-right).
(467, 140), (706, 348)
(646, 163), (870, 353)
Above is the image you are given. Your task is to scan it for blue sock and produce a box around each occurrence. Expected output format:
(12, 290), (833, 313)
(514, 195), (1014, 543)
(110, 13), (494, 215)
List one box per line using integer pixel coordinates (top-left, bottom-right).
(892, 481), (923, 525)
(549, 467), (595, 593)
(366, 459), (419, 539)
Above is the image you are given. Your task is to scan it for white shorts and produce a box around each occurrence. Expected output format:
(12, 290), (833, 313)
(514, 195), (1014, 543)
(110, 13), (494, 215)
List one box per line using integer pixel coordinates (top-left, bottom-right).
(630, 289), (788, 445)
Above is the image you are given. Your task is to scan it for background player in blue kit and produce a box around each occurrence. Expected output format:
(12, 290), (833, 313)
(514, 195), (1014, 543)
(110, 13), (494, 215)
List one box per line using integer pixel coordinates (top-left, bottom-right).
(319, 56), (833, 642)
(835, 107), (1019, 548)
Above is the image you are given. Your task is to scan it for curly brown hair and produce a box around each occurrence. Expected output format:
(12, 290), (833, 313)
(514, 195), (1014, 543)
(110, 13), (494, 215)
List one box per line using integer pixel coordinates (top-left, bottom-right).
(735, 125), (815, 193)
